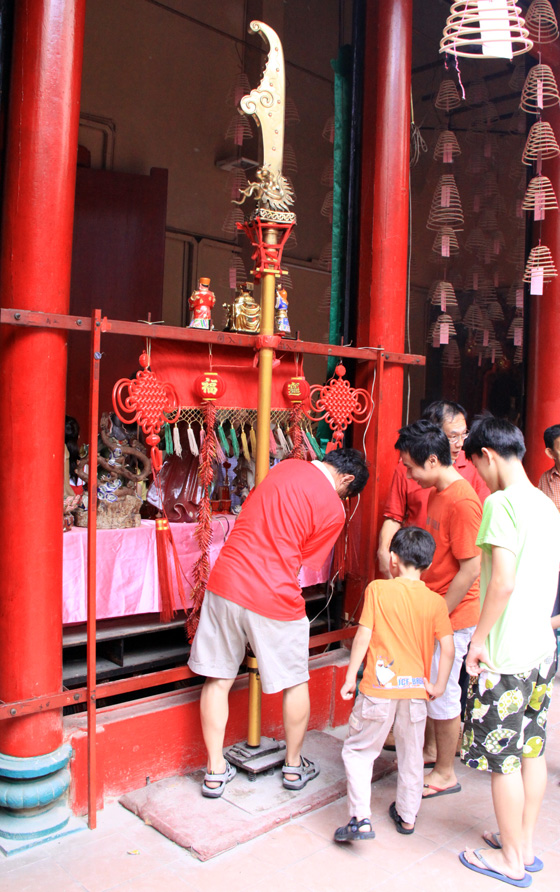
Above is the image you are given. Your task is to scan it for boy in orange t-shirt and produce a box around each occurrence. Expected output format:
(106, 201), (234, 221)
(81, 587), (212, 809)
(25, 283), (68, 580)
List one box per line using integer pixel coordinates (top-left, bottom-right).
(334, 527), (454, 843)
(395, 420), (481, 802)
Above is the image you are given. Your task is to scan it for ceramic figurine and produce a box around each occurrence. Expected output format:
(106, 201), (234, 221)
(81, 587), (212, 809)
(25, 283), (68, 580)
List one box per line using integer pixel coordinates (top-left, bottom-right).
(189, 277), (216, 329)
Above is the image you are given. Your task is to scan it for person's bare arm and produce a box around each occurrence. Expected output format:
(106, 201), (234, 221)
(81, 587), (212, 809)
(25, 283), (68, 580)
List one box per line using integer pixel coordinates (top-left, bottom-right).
(340, 624), (372, 699)
(466, 546), (516, 675)
(377, 518), (402, 579)
(444, 554), (481, 615)
(424, 633), (455, 699)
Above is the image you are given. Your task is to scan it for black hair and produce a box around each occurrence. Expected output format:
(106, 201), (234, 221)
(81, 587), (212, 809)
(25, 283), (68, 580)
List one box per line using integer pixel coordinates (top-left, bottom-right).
(421, 399), (467, 427)
(394, 419), (452, 466)
(322, 447), (369, 496)
(65, 415), (80, 481)
(463, 414), (526, 460)
(543, 424), (560, 450)
(390, 526), (436, 571)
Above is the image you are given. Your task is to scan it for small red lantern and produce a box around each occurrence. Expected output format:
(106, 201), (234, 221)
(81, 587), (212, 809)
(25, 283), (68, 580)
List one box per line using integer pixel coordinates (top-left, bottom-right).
(194, 371), (226, 402)
(283, 376), (310, 404)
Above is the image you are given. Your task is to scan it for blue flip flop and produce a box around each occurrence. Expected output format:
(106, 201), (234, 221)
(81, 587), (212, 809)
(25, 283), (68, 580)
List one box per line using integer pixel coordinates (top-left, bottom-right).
(484, 832), (544, 873)
(459, 850), (532, 887)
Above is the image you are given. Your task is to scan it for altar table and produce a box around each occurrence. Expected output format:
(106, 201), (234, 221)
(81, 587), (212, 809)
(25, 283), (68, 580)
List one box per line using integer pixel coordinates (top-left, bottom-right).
(62, 518), (331, 624)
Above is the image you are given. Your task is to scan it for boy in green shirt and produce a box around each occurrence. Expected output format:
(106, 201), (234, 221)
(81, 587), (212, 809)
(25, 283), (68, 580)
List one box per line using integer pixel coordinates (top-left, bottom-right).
(459, 416), (560, 888)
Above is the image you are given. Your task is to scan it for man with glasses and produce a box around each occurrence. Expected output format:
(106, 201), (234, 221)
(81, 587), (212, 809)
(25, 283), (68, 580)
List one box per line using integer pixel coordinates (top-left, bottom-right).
(377, 401), (489, 578)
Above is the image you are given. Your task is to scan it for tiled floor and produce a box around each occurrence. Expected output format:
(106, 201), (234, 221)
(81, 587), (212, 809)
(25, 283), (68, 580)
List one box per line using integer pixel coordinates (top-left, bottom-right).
(1, 683), (560, 892)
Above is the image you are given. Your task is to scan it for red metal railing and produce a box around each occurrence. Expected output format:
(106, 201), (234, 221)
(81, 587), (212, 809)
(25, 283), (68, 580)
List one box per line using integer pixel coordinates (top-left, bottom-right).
(0, 307), (424, 829)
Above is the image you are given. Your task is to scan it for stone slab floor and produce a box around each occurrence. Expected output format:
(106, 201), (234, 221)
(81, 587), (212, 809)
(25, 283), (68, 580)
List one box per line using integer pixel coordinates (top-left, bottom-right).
(1, 673), (559, 892)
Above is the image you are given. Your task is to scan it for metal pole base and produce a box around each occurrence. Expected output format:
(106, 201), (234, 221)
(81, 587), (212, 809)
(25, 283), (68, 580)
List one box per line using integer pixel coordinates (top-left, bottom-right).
(226, 737), (287, 780)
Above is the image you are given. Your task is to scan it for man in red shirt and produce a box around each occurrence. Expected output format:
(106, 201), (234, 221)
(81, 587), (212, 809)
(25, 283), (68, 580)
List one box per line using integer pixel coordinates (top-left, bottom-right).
(395, 420), (481, 800)
(378, 401), (489, 578)
(188, 449), (369, 798)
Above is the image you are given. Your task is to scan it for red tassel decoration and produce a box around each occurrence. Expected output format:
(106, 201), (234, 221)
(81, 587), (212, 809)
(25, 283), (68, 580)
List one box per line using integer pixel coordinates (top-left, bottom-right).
(155, 517), (189, 622)
(187, 400), (218, 640)
(288, 402), (306, 460)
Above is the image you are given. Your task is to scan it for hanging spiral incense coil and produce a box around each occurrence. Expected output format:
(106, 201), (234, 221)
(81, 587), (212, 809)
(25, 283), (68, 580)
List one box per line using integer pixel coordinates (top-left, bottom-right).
(435, 79), (462, 111)
(433, 130), (461, 162)
(522, 121), (560, 165)
(522, 174), (559, 213)
(520, 64), (560, 113)
(439, 1), (533, 58)
(523, 244), (558, 282)
(525, 0), (559, 44)
(427, 174), (464, 230)
(429, 280), (458, 311)
(432, 226), (460, 257)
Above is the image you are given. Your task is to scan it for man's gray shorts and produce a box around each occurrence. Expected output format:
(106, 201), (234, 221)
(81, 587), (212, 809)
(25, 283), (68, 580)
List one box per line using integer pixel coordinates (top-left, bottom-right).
(188, 589), (310, 694)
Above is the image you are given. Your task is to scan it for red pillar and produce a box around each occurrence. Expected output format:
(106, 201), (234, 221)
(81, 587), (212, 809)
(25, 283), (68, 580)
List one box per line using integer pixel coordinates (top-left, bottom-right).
(525, 56), (560, 483)
(349, 0), (412, 608)
(0, 1), (86, 756)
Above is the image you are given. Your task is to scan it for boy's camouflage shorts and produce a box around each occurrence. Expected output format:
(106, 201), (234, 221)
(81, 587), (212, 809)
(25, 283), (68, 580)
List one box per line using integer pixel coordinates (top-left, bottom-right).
(460, 653), (555, 774)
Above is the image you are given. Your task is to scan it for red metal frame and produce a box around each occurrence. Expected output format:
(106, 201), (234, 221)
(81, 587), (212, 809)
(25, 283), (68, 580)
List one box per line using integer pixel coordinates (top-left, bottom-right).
(0, 307), (424, 828)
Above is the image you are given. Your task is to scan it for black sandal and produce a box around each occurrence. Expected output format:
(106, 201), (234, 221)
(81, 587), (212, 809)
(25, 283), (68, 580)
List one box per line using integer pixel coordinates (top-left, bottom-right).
(334, 817), (376, 842)
(389, 801), (415, 834)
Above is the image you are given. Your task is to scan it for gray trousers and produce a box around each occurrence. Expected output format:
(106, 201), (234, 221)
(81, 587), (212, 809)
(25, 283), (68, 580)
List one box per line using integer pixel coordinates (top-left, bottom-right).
(342, 693), (427, 824)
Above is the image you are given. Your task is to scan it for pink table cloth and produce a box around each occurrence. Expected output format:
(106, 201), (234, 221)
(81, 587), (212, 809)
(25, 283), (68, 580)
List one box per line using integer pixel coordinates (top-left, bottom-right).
(62, 517), (332, 624)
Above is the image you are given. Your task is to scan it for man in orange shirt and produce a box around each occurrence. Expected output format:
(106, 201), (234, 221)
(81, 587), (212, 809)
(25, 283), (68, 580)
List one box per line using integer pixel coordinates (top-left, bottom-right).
(378, 400), (489, 578)
(395, 420), (482, 799)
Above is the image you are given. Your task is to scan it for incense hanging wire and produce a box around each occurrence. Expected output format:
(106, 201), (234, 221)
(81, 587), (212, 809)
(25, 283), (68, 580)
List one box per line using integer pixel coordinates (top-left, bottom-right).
(410, 91), (427, 168)
(172, 423), (182, 457)
(217, 422), (230, 457)
(229, 421), (240, 457)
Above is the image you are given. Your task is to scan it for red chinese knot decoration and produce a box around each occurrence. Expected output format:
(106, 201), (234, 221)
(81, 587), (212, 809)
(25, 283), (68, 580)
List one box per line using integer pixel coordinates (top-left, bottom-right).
(112, 351), (180, 472)
(112, 350), (184, 624)
(305, 363), (373, 452)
